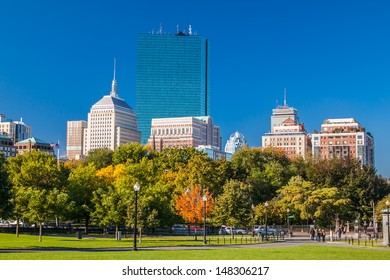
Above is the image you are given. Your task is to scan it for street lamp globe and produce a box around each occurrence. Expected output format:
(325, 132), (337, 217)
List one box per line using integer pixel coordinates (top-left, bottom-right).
(133, 182), (140, 192)
(203, 194), (207, 202)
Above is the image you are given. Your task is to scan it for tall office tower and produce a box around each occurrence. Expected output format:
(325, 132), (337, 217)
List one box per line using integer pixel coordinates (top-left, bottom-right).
(312, 118), (374, 166)
(147, 116), (221, 152)
(84, 63), (141, 154)
(270, 90), (299, 131)
(224, 131), (247, 154)
(66, 120), (87, 160)
(0, 114), (32, 142)
(136, 26), (210, 144)
(262, 95), (311, 159)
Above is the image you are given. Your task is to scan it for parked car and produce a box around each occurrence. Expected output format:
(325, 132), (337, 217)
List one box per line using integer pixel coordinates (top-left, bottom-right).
(255, 226), (276, 236)
(171, 224), (188, 235)
(236, 228), (248, 235)
(219, 225), (247, 235)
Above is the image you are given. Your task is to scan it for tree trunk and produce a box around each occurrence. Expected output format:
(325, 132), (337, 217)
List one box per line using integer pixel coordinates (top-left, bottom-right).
(139, 227), (142, 243)
(84, 216), (89, 234)
(39, 223), (43, 242)
(16, 217), (20, 237)
(116, 225), (119, 240)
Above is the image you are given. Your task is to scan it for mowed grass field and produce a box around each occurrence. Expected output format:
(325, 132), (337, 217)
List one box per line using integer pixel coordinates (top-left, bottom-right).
(0, 233), (389, 260)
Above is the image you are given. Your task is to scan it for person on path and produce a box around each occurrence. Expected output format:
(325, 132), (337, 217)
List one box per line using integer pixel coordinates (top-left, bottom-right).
(322, 229), (326, 242)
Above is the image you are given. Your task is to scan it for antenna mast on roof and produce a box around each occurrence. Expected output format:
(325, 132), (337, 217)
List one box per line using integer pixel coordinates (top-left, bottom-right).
(159, 23), (163, 34)
(110, 58), (118, 98)
(284, 88), (287, 107)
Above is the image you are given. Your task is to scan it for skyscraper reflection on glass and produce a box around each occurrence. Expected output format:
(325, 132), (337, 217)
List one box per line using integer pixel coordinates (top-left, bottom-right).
(136, 30), (210, 144)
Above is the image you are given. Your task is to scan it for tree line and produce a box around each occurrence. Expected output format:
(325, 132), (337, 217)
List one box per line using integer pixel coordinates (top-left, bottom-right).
(0, 143), (389, 241)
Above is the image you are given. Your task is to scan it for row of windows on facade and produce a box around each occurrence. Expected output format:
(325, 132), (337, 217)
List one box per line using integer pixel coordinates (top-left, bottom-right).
(0, 146), (16, 151)
(152, 127), (194, 136)
(314, 135), (363, 140)
(318, 140), (362, 145)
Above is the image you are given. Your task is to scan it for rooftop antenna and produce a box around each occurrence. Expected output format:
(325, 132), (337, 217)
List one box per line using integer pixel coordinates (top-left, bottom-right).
(110, 58), (118, 98)
(189, 24), (192, 35)
(159, 23), (163, 34)
(276, 99), (278, 108)
(284, 88), (287, 107)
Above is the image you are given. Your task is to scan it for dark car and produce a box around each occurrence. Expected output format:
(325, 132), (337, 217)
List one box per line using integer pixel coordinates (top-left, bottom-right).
(171, 224), (188, 235)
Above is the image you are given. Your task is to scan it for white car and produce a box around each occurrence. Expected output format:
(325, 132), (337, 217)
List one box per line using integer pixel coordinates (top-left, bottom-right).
(220, 226), (247, 235)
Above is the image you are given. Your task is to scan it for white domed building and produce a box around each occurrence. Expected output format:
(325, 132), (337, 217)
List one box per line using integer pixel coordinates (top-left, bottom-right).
(84, 62), (141, 154)
(224, 131), (247, 154)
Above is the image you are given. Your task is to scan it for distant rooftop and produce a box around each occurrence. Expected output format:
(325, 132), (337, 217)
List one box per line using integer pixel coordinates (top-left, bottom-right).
(16, 137), (50, 145)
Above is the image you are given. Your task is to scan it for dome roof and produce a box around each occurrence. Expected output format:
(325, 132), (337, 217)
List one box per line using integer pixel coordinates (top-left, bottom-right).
(91, 95), (134, 112)
(225, 131), (247, 154)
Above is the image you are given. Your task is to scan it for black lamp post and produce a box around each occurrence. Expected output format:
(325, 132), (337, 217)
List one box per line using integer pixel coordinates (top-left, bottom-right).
(251, 204), (255, 238)
(202, 194), (207, 245)
(386, 200), (390, 247)
(287, 208), (290, 237)
(264, 201), (269, 240)
(305, 196), (309, 233)
(133, 182), (140, 251)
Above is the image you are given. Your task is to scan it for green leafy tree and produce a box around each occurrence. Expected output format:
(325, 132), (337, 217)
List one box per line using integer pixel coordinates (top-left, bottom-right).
(92, 186), (131, 238)
(67, 163), (102, 233)
(0, 153), (12, 219)
(83, 148), (113, 169)
(6, 151), (66, 240)
(276, 176), (315, 224)
(213, 180), (253, 237)
(112, 143), (149, 165)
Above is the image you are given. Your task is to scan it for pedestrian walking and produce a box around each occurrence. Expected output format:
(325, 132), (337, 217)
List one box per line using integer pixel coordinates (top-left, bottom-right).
(322, 229), (326, 242)
(310, 227), (315, 240)
(315, 228), (320, 242)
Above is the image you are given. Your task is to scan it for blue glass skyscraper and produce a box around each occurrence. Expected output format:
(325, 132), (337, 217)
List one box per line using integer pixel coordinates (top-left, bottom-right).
(136, 29), (210, 144)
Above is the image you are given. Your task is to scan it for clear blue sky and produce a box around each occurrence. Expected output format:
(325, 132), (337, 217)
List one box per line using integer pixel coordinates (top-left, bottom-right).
(1, 0), (389, 177)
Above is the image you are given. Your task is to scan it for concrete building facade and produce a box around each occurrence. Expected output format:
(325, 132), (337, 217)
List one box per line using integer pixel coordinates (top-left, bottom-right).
(312, 118), (374, 166)
(15, 137), (54, 155)
(66, 120), (87, 160)
(0, 134), (17, 158)
(262, 94), (311, 159)
(147, 116), (221, 152)
(0, 114), (31, 143)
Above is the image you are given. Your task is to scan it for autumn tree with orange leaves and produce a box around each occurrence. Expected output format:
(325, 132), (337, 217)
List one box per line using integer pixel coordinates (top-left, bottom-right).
(175, 185), (214, 227)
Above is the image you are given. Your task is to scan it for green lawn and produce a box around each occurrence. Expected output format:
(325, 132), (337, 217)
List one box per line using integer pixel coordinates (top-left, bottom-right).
(0, 233), (389, 260)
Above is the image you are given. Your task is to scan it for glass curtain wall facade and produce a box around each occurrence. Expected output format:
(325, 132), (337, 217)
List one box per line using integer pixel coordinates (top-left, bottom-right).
(136, 32), (210, 144)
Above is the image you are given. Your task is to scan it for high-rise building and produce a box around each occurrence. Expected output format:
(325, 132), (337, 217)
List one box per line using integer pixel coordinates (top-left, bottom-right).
(136, 27), (210, 144)
(67, 62), (141, 156)
(270, 90), (299, 131)
(262, 94), (311, 159)
(0, 114), (32, 143)
(66, 120), (87, 160)
(312, 118), (374, 166)
(224, 131), (247, 154)
(147, 116), (221, 152)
